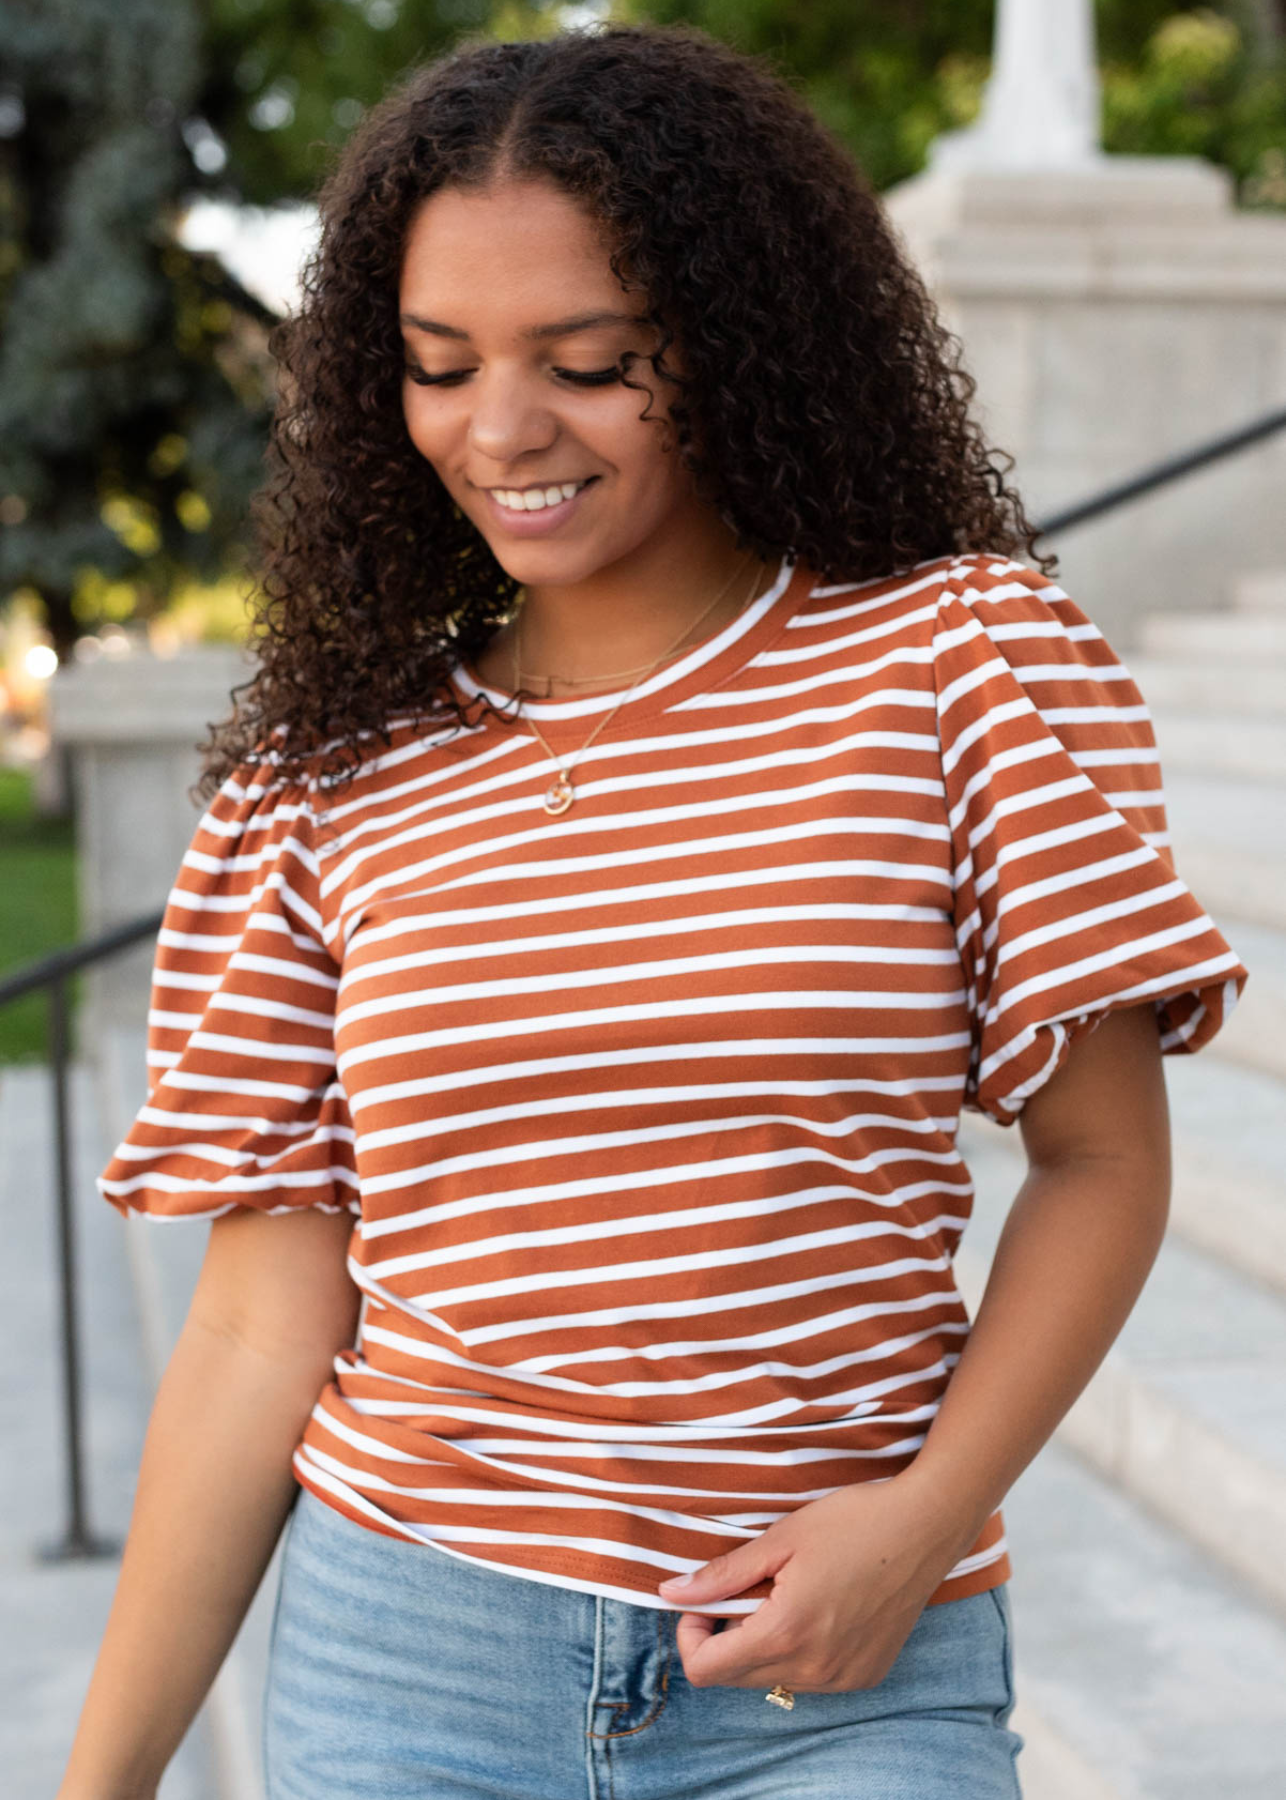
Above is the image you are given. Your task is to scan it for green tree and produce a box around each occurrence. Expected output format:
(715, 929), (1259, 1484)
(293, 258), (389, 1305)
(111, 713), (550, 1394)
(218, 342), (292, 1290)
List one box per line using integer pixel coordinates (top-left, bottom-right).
(0, 0), (285, 655)
(194, 0), (476, 205)
(1103, 8), (1286, 203)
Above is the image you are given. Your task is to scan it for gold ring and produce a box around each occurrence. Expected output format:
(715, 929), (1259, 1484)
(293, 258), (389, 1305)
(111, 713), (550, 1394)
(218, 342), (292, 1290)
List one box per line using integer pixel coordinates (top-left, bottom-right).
(765, 1683), (795, 1709)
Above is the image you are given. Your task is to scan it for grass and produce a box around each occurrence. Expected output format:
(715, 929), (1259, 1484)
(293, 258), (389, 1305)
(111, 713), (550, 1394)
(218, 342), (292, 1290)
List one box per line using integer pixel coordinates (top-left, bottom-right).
(0, 765), (79, 1063)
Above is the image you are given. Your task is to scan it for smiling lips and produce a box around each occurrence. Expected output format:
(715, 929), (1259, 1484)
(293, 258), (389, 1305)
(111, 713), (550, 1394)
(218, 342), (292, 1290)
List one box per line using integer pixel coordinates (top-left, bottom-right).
(488, 479), (593, 512)
(480, 476), (597, 533)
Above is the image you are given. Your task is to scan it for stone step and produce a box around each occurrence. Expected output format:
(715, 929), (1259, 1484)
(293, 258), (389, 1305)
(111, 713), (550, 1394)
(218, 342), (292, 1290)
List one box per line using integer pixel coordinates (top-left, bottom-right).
(1230, 569), (1286, 614)
(1162, 1048), (1286, 1298)
(959, 1046), (1286, 1297)
(956, 1111), (1286, 1619)
(1123, 652), (1284, 716)
(1163, 769), (1286, 937)
(0, 1062), (217, 1800)
(1186, 913), (1286, 1085)
(1146, 710), (1286, 784)
(1139, 611), (1286, 662)
(1003, 1436), (1286, 1800)
(1167, 840), (1283, 938)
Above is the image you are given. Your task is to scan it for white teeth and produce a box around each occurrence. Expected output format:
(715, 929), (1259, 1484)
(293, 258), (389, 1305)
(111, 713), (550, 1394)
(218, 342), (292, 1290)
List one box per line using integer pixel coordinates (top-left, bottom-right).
(491, 480), (588, 512)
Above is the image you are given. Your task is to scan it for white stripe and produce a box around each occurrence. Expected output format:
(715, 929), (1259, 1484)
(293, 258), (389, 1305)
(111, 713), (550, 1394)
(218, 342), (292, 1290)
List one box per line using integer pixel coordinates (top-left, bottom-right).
(350, 1042), (965, 1117)
(100, 1163), (356, 1198)
(313, 1389), (935, 1447)
(357, 1084), (953, 1157)
(341, 900), (950, 991)
(356, 1149), (970, 1245)
(401, 1237), (949, 1321)
(337, 942), (963, 1032)
(326, 762), (950, 922)
(323, 688), (941, 865)
(363, 1201), (961, 1283)
(336, 995), (967, 1080)
(341, 867), (942, 955)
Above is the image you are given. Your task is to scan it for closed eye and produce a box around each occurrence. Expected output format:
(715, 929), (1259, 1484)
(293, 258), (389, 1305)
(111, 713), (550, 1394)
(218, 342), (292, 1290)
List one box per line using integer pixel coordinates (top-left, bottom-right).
(404, 366), (622, 389)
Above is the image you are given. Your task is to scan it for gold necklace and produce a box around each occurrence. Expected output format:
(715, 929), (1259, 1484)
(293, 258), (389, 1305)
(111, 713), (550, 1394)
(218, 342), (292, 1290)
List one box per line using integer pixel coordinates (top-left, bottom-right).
(514, 552), (756, 693)
(513, 554), (763, 818)
(522, 639), (700, 690)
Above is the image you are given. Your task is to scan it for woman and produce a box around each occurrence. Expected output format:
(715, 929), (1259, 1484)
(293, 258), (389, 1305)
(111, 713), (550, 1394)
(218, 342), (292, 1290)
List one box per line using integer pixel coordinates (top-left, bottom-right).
(62, 24), (1247, 1800)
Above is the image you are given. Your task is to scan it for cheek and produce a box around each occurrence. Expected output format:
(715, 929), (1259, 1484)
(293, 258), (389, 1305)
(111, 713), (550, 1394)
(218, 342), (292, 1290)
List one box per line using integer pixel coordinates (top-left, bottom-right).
(603, 404), (684, 489)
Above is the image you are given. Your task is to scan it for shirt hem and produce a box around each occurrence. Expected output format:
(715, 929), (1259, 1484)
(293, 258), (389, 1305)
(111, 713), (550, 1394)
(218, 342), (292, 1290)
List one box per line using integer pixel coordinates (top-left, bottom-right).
(290, 1471), (1011, 1614)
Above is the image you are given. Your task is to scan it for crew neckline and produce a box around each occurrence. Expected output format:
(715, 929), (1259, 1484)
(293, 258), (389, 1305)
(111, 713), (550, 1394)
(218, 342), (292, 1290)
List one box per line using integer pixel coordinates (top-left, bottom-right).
(448, 553), (812, 739)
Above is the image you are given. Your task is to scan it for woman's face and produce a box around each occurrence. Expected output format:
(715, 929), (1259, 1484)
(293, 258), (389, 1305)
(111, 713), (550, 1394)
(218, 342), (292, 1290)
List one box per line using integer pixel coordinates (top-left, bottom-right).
(398, 176), (715, 591)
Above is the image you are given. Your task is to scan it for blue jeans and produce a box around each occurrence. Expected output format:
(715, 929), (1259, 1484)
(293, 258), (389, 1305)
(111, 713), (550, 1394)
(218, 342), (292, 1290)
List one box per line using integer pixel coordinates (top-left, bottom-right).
(262, 1486), (1024, 1799)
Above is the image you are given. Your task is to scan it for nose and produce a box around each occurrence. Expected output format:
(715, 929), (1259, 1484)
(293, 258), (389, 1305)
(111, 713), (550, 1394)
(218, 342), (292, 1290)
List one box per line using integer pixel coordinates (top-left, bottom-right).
(466, 367), (558, 468)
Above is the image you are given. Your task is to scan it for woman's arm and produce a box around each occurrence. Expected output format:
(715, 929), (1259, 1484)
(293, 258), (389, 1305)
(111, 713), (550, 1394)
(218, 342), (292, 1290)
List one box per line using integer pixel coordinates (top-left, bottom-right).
(660, 1000), (1172, 1690)
(57, 1205), (360, 1800)
(898, 995), (1171, 1540)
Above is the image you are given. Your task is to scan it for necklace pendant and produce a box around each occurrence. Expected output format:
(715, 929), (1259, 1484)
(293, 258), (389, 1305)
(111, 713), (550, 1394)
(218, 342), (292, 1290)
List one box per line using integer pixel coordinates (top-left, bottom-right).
(543, 773), (575, 816)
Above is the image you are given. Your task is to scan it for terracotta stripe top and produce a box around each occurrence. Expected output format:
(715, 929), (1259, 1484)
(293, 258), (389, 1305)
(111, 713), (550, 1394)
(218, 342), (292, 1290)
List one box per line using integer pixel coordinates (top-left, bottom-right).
(99, 551), (1249, 1612)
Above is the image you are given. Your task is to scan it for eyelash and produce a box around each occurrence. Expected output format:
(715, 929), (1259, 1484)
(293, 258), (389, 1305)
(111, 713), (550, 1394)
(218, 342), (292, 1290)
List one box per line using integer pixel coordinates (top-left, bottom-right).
(404, 365), (622, 389)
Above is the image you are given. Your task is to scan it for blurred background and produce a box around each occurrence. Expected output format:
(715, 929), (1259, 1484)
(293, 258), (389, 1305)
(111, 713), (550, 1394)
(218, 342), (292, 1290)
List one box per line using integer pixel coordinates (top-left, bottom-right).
(2, 5), (1284, 1798)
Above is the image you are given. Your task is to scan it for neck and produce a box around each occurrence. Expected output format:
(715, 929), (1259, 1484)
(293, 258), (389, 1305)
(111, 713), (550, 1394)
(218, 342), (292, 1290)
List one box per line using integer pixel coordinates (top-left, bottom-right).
(477, 531), (772, 697)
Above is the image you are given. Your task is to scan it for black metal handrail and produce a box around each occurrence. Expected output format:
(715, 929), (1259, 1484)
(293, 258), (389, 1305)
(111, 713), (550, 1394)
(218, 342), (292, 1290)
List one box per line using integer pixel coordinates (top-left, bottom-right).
(1035, 402), (1286, 538)
(1, 907), (163, 1563)
(0, 909), (165, 1006)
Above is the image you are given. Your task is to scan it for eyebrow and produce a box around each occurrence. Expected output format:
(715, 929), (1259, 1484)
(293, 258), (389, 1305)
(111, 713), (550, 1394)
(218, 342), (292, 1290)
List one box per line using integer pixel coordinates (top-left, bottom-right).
(399, 309), (647, 342)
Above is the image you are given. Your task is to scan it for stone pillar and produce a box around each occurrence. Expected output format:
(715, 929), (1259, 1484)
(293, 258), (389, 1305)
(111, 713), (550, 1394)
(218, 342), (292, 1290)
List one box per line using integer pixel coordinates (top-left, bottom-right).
(49, 647), (251, 1043)
(933, 0), (1101, 171)
(884, 1), (1286, 644)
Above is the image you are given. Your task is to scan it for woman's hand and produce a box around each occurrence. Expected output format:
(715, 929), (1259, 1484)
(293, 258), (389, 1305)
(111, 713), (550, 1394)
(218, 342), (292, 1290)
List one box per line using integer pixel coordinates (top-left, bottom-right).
(657, 1468), (979, 1694)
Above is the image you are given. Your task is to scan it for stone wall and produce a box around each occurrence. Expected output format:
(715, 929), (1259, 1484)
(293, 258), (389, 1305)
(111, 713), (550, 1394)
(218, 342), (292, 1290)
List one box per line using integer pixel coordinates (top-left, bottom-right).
(884, 158), (1286, 644)
(48, 647), (250, 1040)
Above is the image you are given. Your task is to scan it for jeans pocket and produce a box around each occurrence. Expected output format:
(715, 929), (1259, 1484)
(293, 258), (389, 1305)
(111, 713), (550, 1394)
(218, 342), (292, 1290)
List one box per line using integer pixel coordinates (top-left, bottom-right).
(986, 1584), (1017, 1723)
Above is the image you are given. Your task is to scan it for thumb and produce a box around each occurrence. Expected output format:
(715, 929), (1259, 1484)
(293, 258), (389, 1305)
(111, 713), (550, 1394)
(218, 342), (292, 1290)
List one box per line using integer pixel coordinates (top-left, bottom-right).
(658, 1532), (787, 1605)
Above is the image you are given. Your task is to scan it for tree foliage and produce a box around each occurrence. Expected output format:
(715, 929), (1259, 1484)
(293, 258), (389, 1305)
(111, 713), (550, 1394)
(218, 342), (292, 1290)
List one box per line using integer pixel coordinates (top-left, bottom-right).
(195, 0), (471, 205)
(0, 1), (285, 652)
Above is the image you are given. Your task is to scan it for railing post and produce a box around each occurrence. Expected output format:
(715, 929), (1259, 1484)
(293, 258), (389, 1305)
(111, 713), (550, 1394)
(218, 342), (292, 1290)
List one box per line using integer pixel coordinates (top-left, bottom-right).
(37, 973), (120, 1563)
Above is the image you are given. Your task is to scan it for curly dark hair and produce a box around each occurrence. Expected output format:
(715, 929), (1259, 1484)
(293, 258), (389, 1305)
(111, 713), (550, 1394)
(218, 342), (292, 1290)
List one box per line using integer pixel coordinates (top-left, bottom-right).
(199, 22), (1052, 800)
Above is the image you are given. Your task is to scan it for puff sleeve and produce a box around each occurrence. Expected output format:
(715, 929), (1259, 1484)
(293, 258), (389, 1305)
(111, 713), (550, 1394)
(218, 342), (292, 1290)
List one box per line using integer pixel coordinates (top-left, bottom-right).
(933, 555), (1249, 1128)
(98, 753), (359, 1220)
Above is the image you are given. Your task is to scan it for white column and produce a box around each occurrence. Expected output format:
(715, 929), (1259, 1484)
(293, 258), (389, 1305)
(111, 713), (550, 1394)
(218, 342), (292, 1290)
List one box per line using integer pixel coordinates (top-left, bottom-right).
(931, 0), (1102, 171)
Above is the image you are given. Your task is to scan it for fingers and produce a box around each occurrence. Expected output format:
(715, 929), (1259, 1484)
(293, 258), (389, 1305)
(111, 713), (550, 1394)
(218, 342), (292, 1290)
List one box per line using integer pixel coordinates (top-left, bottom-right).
(673, 1609), (719, 1666)
(658, 1533), (787, 1609)
(677, 1603), (784, 1689)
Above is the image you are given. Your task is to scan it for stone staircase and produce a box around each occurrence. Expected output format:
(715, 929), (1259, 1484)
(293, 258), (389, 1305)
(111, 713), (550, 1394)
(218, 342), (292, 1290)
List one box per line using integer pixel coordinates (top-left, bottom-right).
(7, 569), (1284, 1800)
(949, 566), (1286, 1799)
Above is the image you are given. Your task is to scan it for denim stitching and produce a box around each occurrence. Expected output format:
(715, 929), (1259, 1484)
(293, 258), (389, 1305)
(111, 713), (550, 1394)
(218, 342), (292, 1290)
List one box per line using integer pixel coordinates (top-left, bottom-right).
(986, 1585), (1016, 1716)
(586, 1611), (675, 1740)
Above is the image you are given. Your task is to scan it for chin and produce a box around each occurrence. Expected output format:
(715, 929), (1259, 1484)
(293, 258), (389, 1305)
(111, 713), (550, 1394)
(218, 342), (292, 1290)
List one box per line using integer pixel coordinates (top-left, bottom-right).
(486, 539), (617, 589)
